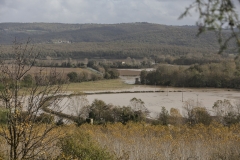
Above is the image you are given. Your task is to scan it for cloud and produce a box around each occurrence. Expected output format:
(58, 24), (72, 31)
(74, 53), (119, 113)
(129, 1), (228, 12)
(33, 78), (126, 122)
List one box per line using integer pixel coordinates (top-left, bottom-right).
(0, 0), (197, 25)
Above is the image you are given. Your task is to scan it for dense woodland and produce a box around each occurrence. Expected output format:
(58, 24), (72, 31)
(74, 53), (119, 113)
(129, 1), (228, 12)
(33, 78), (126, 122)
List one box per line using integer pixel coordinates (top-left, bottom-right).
(0, 22), (237, 62)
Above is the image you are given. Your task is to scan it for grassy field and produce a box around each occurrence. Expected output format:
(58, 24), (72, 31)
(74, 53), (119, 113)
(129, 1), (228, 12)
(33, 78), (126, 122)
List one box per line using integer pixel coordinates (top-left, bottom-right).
(65, 79), (133, 92)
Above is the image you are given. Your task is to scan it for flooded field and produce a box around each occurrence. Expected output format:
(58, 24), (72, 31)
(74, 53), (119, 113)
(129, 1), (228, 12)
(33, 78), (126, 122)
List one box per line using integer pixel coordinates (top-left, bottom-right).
(61, 86), (240, 118)
(85, 88), (240, 117)
(57, 72), (240, 118)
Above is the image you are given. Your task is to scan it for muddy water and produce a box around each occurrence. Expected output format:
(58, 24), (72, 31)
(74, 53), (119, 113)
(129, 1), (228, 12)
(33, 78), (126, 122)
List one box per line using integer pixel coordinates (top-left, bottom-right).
(60, 75), (240, 118)
(85, 88), (240, 117)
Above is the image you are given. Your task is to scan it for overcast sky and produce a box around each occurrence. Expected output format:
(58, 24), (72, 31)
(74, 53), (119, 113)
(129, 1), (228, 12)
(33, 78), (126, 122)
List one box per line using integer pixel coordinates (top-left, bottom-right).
(0, 0), (201, 25)
(0, 0), (199, 25)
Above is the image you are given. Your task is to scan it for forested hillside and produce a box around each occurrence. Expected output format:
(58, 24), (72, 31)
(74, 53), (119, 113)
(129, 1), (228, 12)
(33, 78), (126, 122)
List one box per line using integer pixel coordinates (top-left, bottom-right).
(0, 22), (235, 60)
(0, 22), (217, 46)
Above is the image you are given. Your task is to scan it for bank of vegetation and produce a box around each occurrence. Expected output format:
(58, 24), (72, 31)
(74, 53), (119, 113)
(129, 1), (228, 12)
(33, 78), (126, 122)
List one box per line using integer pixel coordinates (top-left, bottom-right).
(140, 59), (240, 88)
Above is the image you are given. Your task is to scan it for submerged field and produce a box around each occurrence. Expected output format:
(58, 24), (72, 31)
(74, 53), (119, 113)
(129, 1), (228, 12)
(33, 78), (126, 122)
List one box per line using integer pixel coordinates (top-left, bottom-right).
(62, 75), (240, 117)
(85, 88), (240, 117)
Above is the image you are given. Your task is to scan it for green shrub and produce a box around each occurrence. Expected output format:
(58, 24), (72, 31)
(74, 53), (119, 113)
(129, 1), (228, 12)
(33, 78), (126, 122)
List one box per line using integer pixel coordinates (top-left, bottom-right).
(158, 107), (169, 125)
(57, 130), (114, 160)
(67, 72), (78, 82)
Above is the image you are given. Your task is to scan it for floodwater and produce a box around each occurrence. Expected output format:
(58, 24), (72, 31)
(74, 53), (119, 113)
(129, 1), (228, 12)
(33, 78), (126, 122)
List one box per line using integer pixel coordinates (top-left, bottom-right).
(84, 87), (240, 117)
(60, 75), (240, 118)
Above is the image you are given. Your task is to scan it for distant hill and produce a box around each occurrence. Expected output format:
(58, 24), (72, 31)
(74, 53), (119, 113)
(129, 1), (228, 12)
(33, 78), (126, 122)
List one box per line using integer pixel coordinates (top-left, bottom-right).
(0, 22), (235, 59)
(0, 23), (217, 46)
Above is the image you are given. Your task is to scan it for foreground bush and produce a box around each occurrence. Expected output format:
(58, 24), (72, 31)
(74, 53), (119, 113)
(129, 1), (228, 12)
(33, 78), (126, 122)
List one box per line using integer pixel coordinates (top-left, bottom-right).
(57, 129), (114, 160)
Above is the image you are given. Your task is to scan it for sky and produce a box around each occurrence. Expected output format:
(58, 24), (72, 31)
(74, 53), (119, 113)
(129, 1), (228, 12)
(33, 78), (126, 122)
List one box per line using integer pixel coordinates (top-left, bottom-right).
(1, 0), (240, 25)
(0, 0), (199, 25)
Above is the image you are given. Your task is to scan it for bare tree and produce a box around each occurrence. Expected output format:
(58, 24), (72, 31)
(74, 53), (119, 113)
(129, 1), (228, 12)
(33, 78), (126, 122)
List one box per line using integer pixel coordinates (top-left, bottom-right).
(67, 95), (90, 125)
(213, 99), (233, 116)
(234, 99), (240, 114)
(68, 95), (89, 119)
(182, 99), (211, 125)
(212, 99), (240, 125)
(0, 39), (67, 159)
(130, 97), (149, 114)
(180, 0), (240, 54)
(182, 99), (197, 124)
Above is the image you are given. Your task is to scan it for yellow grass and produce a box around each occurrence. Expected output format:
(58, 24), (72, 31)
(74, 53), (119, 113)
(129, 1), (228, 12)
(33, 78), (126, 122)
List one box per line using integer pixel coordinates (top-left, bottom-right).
(78, 122), (240, 159)
(2, 122), (240, 159)
(65, 79), (133, 92)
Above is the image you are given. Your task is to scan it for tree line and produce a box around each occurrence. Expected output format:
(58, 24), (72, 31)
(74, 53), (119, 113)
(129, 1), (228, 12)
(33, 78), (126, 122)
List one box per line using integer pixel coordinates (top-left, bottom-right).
(140, 60), (240, 88)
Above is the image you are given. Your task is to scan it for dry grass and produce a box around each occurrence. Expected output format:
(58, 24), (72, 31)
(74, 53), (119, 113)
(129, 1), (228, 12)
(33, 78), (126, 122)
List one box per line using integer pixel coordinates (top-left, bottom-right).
(2, 122), (240, 159)
(65, 79), (133, 92)
(79, 122), (240, 160)
(0, 125), (64, 159)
